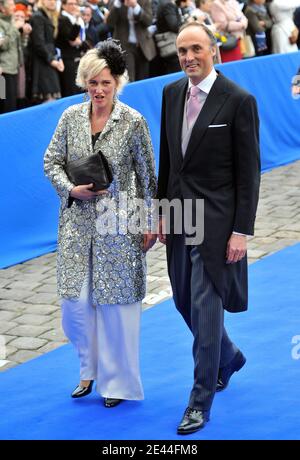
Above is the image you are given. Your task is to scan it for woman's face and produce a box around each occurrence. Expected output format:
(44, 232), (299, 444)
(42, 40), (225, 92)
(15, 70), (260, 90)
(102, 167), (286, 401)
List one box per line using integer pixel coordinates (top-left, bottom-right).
(43, 0), (57, 11)
(201, 0), (213, 13)
(13, 10), (26, 24)
(87, 67), (118, 112)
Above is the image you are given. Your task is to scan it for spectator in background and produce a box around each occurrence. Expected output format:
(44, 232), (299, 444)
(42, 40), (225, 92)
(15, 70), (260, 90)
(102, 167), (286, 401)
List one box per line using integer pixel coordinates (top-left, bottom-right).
(81, 3), (99, 46)
(294, 6), (300, 48)
(13, 2), (32, 107)
(30, 0), (64, 103)
(211, 0), (248, 62)
(176, 0), (194, 22)
(107, 0), (156, 81)
(268, 0), (300, 54)
(87, 0), (111, 42)
(245, 0), (273, 56)
(192, 0), (217, 29)
(56, 0), (85, 97)
(156, 0), (182, 75)
(0, 0), (31, 113)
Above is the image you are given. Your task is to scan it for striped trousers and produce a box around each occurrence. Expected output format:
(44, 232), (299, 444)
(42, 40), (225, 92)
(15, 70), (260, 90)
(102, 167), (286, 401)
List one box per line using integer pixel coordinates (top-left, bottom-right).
(168, 235), (239, 411)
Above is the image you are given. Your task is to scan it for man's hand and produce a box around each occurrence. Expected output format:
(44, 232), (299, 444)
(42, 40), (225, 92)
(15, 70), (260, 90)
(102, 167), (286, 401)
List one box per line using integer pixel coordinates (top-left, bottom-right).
(70, 183), (108, 201)
(226, 234), (247, 264)
(143, 231), (157, 252)
(158, 216), (167, 245)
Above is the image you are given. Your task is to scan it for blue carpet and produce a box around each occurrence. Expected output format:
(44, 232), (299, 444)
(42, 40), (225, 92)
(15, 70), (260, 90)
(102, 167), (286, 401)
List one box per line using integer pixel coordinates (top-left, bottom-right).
(0, 244), (300, 440)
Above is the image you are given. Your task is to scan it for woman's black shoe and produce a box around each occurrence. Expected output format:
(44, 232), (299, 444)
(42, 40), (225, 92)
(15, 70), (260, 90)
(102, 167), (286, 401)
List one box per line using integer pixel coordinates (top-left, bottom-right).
(104, 398), (123, 408)
(71, 380), (94, 398)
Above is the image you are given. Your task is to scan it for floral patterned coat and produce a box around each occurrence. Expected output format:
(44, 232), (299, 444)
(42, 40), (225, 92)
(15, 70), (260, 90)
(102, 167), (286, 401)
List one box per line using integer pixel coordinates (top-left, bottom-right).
(44, 100), (157, 305)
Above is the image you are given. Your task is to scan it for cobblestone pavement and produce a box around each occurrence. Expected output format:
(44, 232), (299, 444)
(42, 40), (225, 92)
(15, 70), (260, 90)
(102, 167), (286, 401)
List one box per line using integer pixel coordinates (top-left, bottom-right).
(1, 160), (300, 371)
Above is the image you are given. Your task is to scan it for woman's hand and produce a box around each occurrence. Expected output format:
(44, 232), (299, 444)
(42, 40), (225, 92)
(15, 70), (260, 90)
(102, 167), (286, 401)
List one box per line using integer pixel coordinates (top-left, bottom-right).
(22, 23), (32, 35)
(69, 37), (82, 47)
(50, 59), (65, 73)
(143, 232), (157, 253)
(70, 183), (108, 201)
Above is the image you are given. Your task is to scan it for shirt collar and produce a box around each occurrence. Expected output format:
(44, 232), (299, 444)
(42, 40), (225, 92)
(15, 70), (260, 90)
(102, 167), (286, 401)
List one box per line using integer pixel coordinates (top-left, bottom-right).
(188, 68), (217, 96)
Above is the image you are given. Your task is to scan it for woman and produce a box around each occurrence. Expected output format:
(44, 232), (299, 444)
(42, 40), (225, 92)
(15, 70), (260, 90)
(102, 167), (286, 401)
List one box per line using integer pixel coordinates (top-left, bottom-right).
(244, 0), (273, 56)
(155, 0), (182, 75)
(210, 0), (248, 62)
(13, 3), (32, 108)
(44, 39), (157, 408)
(267, 0), (300, 54)
(0, 0), (30, 113)
(30, 0), (64, 103)
(56, 0), (86, 97)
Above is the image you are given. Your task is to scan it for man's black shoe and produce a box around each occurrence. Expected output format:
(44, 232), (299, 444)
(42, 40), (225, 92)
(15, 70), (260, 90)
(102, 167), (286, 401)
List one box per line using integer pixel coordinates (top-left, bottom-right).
(177, 407), (210, 434)
(216, 350), (246, 392)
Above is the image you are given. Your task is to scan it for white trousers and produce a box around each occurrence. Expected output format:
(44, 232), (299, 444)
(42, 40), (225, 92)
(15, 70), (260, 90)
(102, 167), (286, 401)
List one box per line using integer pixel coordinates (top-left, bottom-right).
(61, 267), (144, 400)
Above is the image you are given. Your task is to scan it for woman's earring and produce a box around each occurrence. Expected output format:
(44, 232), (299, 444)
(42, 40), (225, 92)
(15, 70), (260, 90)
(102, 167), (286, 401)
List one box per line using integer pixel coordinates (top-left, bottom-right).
(83, 91), (89, 102)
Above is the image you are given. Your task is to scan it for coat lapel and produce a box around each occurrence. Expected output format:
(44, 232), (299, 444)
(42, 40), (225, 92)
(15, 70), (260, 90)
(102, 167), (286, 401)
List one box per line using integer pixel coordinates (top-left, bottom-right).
(182, 73), (230, 168)
(169, 78), (188, 166)
(95, 100), (122, 151)
(79, 101), (94, 157)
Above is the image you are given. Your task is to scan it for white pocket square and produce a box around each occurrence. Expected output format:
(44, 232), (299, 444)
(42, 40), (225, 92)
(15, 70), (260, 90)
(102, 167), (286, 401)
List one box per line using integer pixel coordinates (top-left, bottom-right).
(208, 124), (228, 128)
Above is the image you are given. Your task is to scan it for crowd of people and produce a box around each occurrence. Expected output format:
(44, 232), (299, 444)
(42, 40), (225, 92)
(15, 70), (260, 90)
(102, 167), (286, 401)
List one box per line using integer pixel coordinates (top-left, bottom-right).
(1, 0), (300, 114)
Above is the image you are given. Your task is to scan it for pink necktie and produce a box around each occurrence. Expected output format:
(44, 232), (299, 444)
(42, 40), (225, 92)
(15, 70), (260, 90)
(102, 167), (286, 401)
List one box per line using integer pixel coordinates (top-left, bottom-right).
(186, 86), (202, 128)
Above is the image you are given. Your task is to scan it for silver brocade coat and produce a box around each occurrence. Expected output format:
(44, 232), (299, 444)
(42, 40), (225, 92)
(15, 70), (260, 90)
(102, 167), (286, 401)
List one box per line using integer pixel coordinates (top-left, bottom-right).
(44, 100), (157, 305)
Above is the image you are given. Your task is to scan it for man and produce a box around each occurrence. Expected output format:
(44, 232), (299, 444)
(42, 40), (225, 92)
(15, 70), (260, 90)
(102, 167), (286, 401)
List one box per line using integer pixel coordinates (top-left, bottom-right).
(107, 0), (156, 81)
(87, 0), (111, 42)
(81, 4), (99, 46)
(157, 22), (260, 434)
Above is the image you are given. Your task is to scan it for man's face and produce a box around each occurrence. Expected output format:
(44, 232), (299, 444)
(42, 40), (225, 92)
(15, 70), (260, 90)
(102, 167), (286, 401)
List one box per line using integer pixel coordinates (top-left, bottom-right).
(63, 0), (79, 16)
(82, 6), (92, 23)
(3, 0), (15, 16)
(176, 26), (216, 85)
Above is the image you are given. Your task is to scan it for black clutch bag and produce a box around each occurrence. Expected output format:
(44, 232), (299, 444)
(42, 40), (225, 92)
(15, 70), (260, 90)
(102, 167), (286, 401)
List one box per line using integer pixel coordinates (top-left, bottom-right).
(65, 151), (113, 192)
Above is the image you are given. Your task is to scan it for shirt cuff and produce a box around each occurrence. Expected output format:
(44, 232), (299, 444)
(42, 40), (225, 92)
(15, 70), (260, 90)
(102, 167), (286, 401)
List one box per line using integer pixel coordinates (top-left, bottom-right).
(232, 231), (249, 237)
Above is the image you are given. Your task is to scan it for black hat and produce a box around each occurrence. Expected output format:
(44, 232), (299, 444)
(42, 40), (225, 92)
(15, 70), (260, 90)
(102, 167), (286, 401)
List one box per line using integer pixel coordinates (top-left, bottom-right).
(95, 39), (127, 76)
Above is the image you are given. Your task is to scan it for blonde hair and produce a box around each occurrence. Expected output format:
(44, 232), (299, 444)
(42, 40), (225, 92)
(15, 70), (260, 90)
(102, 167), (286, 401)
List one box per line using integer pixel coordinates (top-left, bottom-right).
(76, 49), (129, 94)
(38, 0), (59, 38)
